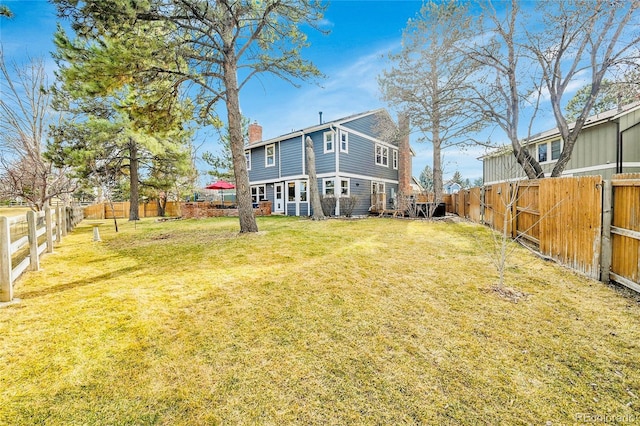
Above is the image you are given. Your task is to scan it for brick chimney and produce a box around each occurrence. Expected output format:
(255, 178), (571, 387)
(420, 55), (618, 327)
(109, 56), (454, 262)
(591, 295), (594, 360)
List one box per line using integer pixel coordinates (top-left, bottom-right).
(398, 113), (412, 194)
(248, 122), (262, 144)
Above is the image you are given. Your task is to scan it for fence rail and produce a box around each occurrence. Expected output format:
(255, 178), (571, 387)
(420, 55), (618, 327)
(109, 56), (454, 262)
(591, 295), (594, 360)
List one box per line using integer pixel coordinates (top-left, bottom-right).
(450, 174), (640, 293)
(84, 201), (181, 219)
(0, 205), (83, 302)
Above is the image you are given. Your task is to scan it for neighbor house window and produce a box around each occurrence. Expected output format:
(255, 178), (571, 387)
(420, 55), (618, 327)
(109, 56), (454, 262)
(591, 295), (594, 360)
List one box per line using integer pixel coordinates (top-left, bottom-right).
(392, 149), (398, 170)
(375, 144), (389, 166)
(265, 144), (275, 167)
(324, 131), (334, 153)
(537, 143), (548, 162)
(324, 179), (335, 196)
(251, 185), (265, 203)
(551, 139), (561, 160)
(245, 150), (251, 171)
(340, 131), (348, 153)
(537, 139), (562, 163)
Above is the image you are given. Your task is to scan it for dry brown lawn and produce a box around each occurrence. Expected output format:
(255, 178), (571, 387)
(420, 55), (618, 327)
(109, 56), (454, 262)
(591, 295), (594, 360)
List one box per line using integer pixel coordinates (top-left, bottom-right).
(1, 216), (638, 425)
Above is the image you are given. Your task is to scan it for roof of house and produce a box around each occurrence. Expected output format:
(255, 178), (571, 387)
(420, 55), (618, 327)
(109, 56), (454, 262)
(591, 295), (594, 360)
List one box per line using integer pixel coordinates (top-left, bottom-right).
(479, 101), (640, 160)
(247, 108), (396, 149)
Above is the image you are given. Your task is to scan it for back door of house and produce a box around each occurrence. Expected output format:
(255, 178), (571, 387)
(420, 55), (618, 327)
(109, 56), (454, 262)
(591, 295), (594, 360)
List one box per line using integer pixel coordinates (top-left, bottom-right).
(274, 183), (284, 213)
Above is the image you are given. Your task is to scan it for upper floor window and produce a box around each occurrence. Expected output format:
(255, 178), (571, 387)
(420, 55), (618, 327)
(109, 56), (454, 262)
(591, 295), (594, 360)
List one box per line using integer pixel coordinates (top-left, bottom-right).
(340, 131), (348, 153)
(245, 150), (251, 171)
(265, 144), (275, 167)
(375, 144), (389, 167)
(392, 149), (398, 170)
(324, 131), (334, 153)
(537, 139), (562, 163)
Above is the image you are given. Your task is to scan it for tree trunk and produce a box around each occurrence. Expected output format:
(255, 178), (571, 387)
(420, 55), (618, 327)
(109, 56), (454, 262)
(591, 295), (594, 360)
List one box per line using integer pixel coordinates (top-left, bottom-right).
(129, 138), (140, 221)
(512, 141), (544, 179)
(157, 198), (166, 217)
(432, 133), (443, 205)
(223, 57), (258, 233)
(305, 136), (325, 220)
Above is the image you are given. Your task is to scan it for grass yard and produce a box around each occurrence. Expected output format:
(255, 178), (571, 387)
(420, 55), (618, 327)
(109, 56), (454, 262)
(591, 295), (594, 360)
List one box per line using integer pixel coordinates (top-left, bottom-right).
(0, 207), (31, 218)
(1, 216), (639, 425)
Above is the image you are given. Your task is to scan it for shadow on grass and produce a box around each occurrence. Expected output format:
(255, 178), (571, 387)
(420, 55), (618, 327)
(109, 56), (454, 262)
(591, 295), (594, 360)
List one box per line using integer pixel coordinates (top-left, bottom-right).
(19, 265), (141, 300)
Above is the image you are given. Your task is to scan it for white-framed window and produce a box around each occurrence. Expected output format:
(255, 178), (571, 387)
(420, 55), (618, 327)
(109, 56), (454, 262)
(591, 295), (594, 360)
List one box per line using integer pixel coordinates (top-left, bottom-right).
(265, 144), (275, 167)
(371, 181), (385, 195)
(375, 144), (389, 166)
(392, 149), (398, 170)
(537, 139), (562, 163)
(340, 179), (350, 196)
(340, 131), (348, 153)
(551, 139), (561, 161)
(324, 178), (349, 196)
(324, 131), (334, 153)
(299, 181), (307, 202)
(245, 150), (251, 171)
(323, 178), (335, 196)
(251, 185), (265, 203)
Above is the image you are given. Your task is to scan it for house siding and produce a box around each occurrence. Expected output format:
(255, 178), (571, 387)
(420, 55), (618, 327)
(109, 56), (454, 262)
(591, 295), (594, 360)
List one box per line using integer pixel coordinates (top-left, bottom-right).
(247, 109), (404, 216)
(341, 110), (396, 142)
(308, 130), (335, 174)
(280, 136), (304, 178)
(248, 144), (280, 182)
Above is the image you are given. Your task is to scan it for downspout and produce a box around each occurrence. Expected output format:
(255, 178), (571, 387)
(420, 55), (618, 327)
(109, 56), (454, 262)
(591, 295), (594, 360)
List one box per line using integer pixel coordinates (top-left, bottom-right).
(330, 124), (339, 215)
(616, 121), (622, 174)
(301, 133), (306, 175)
(617, 119), (640, 174)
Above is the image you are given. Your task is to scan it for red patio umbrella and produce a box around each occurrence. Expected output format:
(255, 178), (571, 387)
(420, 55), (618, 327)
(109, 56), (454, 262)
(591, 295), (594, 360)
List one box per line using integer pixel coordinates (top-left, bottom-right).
(205, 180), (236, 207)
(205, 180), (235, 190)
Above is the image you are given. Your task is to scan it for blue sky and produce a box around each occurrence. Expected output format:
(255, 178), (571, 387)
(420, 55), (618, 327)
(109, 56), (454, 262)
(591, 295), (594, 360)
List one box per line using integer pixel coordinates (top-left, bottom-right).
(0, 0), (571, 184)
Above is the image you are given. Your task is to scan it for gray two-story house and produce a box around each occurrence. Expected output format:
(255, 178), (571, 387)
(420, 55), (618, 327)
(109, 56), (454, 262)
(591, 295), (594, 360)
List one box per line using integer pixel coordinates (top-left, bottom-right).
(245, 109), (412, 216)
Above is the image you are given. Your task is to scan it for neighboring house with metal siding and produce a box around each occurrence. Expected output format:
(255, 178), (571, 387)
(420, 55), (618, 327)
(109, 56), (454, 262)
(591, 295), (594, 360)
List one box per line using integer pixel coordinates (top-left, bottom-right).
(481, 102), (640, 184)
(245, 109), (412, 216)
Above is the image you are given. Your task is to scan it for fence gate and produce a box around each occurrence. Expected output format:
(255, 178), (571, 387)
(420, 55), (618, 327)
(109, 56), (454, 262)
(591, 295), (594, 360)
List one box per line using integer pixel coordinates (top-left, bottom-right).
(609, 173), (640, 292)
(513, 181), (541, 247)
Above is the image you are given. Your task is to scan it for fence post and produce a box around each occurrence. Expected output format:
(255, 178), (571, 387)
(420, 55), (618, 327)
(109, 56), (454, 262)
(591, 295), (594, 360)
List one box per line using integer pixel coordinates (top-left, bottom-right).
(61, 205), (68, 237)
(27, 211), (39, 272)
(0, 216), (12, 302)
(45, 206), (54, 254)
(511, 183), (517, 239)
(600, 179), (613, 283)
(56, 205), (63, 243)
(480, 186), (485, 224)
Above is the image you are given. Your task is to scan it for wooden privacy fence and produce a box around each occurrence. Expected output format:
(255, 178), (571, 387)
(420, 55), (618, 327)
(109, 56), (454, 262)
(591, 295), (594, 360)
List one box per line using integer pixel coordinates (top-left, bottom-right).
(604, 174), (640, 293)
(452, 175), (639, 293)
(84, 201), (181, 219)
(0, 205), (84, 302)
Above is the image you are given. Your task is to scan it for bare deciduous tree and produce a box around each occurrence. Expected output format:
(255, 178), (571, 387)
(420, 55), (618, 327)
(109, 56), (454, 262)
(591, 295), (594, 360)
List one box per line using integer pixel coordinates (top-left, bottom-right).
(467, 0), (544, 180)
(380, 0), (484, 204)
(470, 0), (640, 179)
(528, 0), (640, 177)
(0, 54), (75, 210)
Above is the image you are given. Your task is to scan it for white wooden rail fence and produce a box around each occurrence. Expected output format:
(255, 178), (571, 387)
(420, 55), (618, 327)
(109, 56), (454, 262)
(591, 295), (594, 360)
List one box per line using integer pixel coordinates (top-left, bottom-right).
(0, 205), (84, 302)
